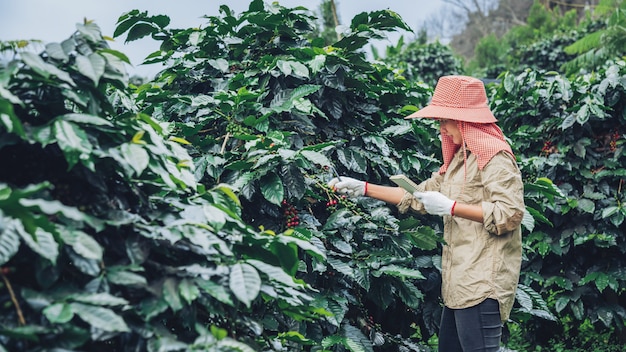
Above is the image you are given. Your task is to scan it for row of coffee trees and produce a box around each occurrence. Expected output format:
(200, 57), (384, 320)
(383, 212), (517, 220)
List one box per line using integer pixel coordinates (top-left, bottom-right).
(0, 0), (624, 350)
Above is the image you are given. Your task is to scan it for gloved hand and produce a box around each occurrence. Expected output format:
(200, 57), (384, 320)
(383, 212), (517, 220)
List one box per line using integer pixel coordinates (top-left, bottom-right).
(328, 176), (367, 197)
(413, 191), (456, 216)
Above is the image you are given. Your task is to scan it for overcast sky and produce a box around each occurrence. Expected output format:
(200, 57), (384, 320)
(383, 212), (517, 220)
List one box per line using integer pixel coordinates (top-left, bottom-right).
(0, 0), (445, 77)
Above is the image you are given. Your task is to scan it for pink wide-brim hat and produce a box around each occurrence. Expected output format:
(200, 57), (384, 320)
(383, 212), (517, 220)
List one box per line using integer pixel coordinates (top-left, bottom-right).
(405, 75), (497, 123)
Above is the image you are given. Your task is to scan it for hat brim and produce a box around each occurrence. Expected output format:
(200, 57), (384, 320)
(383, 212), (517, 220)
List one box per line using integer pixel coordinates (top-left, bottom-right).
(404, 105), (497, 123)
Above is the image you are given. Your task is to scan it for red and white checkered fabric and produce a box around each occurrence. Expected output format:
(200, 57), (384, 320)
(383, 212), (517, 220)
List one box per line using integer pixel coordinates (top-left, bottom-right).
(405, 75), (497, 123)
(439, 121), (514, 173)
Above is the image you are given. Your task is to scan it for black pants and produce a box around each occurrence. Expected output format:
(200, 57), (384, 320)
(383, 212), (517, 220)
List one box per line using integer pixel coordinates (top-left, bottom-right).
(438, 298), (502, 352)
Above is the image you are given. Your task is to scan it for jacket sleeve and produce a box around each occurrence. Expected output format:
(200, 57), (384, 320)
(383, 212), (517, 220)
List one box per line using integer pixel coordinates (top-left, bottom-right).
(396, 172), (443, 214)
(480, 152), (525, 236)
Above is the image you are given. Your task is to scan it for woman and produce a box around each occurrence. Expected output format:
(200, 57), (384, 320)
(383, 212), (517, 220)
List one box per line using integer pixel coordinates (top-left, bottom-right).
(328, 75), (524, 352)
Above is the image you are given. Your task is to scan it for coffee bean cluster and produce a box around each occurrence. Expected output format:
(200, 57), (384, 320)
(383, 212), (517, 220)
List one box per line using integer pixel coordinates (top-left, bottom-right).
(225, 121), (250, 135)
(282, 199), (299, 228)
(323, 182), (360, 214)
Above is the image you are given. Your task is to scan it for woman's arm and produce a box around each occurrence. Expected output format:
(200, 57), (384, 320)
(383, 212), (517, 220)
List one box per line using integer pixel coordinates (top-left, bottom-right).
(480, 153), (525, 235)
(328, 174), (442, 215)
(364, 183), (407, 205)
(452, 202), (483, 223)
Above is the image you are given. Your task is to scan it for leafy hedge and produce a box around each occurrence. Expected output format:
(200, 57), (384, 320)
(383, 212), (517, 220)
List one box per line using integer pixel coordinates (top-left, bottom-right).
(383, 40), (463, 87)
(490, 61), (626, 348)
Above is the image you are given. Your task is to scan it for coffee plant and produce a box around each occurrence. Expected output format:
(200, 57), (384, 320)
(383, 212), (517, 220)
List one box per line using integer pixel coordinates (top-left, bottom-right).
(490, 61), (626, 348)
(383, 40), (463, 87)
(1, 0), (624, 351)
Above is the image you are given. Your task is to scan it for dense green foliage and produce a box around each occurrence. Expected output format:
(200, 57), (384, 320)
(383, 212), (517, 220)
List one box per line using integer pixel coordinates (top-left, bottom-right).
(563, 0), (626, 74)
(382, 39), (463, 87)
(491, 63), (626, 348)
(1, 0), (625, 351)
(469, 0), (587, 77)
(0, 18), (326, 351)
(0, 3), (444, 351)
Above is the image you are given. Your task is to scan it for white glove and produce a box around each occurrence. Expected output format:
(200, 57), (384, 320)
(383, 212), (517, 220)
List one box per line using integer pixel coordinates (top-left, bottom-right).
(413, 191), (456, 216)
(328, 176), (367, 197)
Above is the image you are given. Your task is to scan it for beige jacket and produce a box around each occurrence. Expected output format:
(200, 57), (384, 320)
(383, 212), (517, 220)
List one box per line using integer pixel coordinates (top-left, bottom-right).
(398, 150), (524, 321)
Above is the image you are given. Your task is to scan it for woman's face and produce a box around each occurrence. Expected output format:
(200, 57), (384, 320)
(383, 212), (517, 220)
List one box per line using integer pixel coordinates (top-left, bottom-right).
(438, 119), (462, 145)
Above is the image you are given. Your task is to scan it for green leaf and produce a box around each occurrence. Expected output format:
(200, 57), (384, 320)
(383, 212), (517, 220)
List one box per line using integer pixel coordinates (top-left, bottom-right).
(53, 120), (93, 170)
(342, 323), (372, 352)
(0, 325), (46, 342)
(327, 256), (354, 279)
(20, 52), (50, 78)
(281, 163), (306, 200)
(571, 300), (584, 320)
(396, 281), (424, 309)
(270, 240), (299, 276)
(247, 259), (302, 287)
(19, 198), (102, 230)
(555, 296), (569, 313)
(609, 211), (624, 226)
(597, 307), (614, 328)
(276, 331), (313, 344)
(107, 270), (147, 286)
(121, 143), (150, 176)
(526, 206), (552, 226)
(270, 85), (321, 112)
(521, 209), (535, 232)
(260, 172), (284, 206)
(147, 336), (188, 352)
(20, 51), (75, 85)
(322, 335), (346, 348)
(405, 226), (439, 251)
(70, 292), (129, 306)
(178, 278), (200, 304)
(59, 229), (103, 261)
(45, 42), (69, 61)
(195, 278), (234, 306)
(212, 339), (257, 352)
(503, 73), (516, 93)
(573, 137), (591, 158)
(277, 60), (293, 76)
(163, 277), (183, 312)
(43, 303), (74, 324)
(0, 220), (20, 266)
(0, 92), (26, 137)
(277, 233), (325, 261)
(575, 103), (590, 125)
(69, 302), (130, 332)
(202, 204), (227, 231)
(229, 263), (261, 308)
(515, 287), (533, 311)
(277, 60), (309, 78)
(602, 206), (620, 218)
(99, 48), (131, 64)
(373, 264), (425, 280)
(299, 150), (331, 168)
(114, 10), (142, 37)
(16, 224), (59, 264)
(208, 58), (229, 72)
(577, 198), (595, 213)
(595, 273), (610, 292)
(76, 22), (103, 43)
(337, 148), (367, 174)
(125, 22), (156, 43)
(309, 55), (326, 73)
(76, 53), (106, 85)
(253, 153), (280, 169)
(0, 82), (24, 106)
(515, 284), (556, 321)
(324, 209), (361, 230)
(60, 113), (113, 126)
